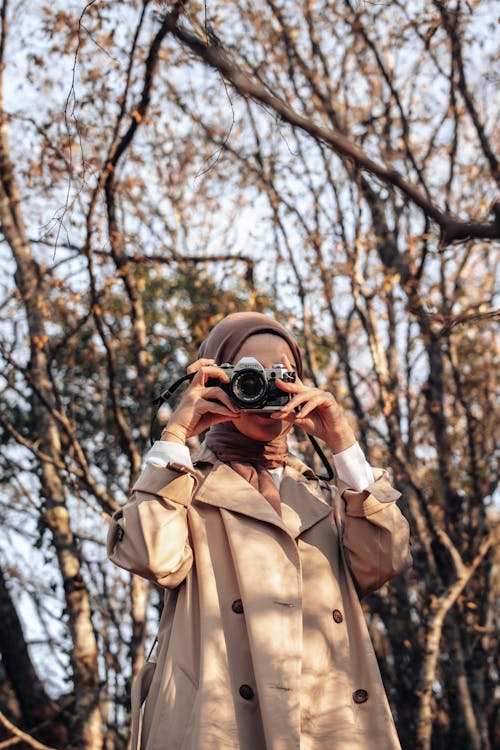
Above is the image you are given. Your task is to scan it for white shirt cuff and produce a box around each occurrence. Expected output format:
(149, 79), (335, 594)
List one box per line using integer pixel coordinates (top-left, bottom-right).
(332, 442), (374, 491)
(146, 440), (194, 469)
(145, 440), (374, 492)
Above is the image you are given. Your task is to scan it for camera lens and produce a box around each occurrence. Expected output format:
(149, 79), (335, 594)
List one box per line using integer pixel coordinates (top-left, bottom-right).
(231, 369), (267, 406)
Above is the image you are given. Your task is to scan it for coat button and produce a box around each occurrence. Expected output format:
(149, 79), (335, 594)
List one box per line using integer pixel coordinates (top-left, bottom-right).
(239, 684), (254, 700)
(332, 609), (343, 623)
(353, 689), (369, 704)
(232, 599), (244, 614)
(115, 525), (124, 544)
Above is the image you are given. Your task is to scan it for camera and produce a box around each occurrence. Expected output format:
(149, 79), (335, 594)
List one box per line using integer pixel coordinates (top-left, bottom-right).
(207, 357), (296, 411)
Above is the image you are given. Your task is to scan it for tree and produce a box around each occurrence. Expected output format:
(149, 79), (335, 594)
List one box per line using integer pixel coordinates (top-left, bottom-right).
(0, 1), (498, 748)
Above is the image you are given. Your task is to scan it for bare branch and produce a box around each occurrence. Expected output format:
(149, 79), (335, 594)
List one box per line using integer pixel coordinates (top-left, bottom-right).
(416, 532), (495, 749)
(433, 0), (499, 185)
(436, 307), (500, 338)
(161, 13), (500, 247)
(0, 711), (59, 750)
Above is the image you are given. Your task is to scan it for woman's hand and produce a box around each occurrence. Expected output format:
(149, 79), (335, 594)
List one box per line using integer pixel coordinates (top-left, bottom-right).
(161, 359), (240, 445)
(271, 355), (356, 454)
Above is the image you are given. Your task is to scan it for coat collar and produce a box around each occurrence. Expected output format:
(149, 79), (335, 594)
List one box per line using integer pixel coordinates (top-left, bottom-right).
(192, 444), (331, 537)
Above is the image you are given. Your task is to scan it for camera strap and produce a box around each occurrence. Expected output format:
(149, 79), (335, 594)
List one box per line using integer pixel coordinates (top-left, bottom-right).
(305, 433), (335, 482)
(150, 373), (195, 446)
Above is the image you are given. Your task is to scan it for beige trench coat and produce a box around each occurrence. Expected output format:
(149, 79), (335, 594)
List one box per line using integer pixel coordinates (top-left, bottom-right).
(107, 445), (411, 750)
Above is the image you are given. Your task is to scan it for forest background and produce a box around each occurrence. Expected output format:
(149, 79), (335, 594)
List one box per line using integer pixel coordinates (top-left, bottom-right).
(0, 1), (498, 749)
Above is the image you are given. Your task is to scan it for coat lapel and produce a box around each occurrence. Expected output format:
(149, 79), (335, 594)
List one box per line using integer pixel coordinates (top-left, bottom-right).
(280, 463), (332, 536)
(193, 450), (332, 538)
(195, 460), (288, 530)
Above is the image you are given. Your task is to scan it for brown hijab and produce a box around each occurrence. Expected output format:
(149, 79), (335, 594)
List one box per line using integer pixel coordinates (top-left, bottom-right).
(198, 312), (303, 379)
(200, 312), (303, 514)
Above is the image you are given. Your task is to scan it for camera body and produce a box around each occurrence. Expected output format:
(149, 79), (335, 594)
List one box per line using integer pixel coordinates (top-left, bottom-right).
(207, 356), (296, 411)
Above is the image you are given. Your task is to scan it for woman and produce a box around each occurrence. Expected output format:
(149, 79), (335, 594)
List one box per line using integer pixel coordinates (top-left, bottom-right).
(108, 312), (411, 750)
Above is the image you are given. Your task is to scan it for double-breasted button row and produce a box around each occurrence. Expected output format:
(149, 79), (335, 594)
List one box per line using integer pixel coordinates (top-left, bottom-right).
(232, 599), (244, 614)
(239, 684), (254, 700)
(332, 609), (343, 623)
(352, 689), (368, 704)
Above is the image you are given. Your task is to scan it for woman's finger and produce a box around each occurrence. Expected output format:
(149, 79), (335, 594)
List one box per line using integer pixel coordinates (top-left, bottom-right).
(291, 394), (327, 419)
(281, 353), (301, 383)
(198, 387), (240, 413)
(278, 388), (319, 413)
(198, 397), (241, 418)
(186, 358), (215, 375)
(191, 364), (231, 386)
(275, 377), (303, 393)
(196, 411), (239, 434)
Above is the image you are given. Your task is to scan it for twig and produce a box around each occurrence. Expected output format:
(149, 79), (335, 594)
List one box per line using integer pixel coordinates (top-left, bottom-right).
(0, 711), (59, 750)
(436, 308), (500, 338)
(416, 531), (495, 748)
(161, 13), (500, 247)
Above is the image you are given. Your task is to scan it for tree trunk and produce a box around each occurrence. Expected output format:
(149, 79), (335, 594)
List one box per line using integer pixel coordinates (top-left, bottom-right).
(0, 9), (103, 743)
(0, 566), (70, 747)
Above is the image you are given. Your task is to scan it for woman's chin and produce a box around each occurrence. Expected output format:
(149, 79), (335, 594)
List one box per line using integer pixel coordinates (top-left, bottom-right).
(233, 413), (285, 442)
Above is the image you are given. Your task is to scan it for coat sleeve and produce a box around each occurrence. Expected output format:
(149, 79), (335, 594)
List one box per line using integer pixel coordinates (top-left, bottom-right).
(334, 467), (411, 598)
(107, 462), (199, 588)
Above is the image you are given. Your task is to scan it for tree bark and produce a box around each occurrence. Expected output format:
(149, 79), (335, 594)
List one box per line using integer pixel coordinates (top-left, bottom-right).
(0, 567), (69, 747)
(0, 4), (102, 746)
